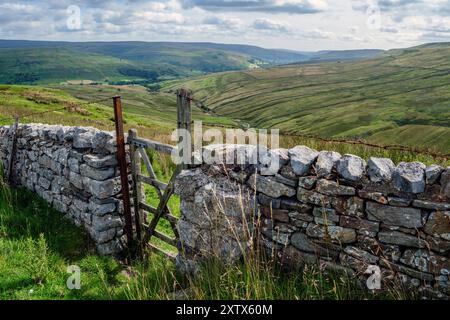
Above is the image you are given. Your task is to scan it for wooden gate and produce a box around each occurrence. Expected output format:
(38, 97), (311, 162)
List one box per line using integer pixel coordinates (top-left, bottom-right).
(125, 89), (192, 260)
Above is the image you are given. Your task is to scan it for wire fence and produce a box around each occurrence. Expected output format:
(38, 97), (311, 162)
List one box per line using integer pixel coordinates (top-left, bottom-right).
(1, 91), (448, 160)
(181, 91), (450, 160)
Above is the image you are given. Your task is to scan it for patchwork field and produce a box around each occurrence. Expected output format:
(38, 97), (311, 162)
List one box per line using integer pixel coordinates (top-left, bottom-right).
(163, 43), (450, 152)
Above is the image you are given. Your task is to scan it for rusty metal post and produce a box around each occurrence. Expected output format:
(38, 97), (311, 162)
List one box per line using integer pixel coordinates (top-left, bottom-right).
(113, 96), (133, 258)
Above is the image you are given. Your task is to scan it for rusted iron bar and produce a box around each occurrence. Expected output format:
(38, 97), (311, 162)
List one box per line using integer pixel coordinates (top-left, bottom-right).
(113, 96), (133, 257)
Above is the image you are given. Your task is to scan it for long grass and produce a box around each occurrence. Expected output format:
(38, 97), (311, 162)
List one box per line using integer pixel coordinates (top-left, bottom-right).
(0, 172), (416, 300)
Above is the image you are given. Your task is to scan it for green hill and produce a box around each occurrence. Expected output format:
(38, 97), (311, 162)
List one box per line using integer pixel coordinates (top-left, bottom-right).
(162, 43), (450, 152)
(0, 40), (384, 85)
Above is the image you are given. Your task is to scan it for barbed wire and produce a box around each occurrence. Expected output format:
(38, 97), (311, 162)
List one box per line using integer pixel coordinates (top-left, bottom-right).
(172, 90), (450, 160)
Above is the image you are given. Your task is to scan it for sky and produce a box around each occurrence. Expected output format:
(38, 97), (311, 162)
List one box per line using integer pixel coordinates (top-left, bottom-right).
(0, 0), (449, 51)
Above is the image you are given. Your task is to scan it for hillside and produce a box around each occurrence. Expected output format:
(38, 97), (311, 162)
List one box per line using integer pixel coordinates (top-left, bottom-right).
(0, 40), (383, 85)
(162, 43), (450, 152)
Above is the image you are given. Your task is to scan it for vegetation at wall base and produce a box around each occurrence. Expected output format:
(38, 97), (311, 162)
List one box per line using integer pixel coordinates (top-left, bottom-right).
(0, 174), (417, 300)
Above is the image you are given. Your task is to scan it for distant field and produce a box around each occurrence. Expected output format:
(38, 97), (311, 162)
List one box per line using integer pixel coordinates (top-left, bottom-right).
(163, 43), (450, 153)
(0, 84), (447, 166)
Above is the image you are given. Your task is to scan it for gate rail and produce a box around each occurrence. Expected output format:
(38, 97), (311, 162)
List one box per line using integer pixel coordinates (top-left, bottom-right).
(116, 89), (191, 261)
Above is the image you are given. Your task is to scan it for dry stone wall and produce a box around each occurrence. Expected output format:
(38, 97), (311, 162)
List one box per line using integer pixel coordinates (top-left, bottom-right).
(174, 145), (450, 299)
(0, 124), (126, 256)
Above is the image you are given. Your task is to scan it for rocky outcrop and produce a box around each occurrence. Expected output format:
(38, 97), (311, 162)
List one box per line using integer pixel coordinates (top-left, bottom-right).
(0, 124), (126, 256)
(175, 144), (450, 299)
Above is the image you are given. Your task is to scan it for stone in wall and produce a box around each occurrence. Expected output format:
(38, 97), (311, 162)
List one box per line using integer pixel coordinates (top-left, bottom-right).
(174, 144), (450, 299)
(0, 124), (126, 256)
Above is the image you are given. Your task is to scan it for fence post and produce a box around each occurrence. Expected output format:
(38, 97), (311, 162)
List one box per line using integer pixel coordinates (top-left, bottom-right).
(7, 116), (19, 184)
(176, 89), (192, 169)
(129, 128), (143, 257)
(113, 96), (134, 260)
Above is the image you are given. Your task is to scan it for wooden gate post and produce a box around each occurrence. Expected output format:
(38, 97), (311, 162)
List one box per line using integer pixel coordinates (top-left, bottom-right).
(113, 96), (134, 258)
(176, 89), (192, 169)
(129, 128), (143, 256)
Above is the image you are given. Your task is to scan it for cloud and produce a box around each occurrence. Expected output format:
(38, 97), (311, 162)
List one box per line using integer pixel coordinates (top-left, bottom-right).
(252, 18), (291, 32)
(202, 16), (242, 29)
(181, 0), (327, 14)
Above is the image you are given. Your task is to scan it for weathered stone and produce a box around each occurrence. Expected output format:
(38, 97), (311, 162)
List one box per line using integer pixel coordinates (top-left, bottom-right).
(279, 165), (297, 180)
(83, 154), (117, 168)
(339, 216), (379, 234)
(92, 131), (115, 154)
(88, 201), (117, 216)
(270, 148), (290, 166)
(281, 246), (318, 267)
(316, 179), (355, 196)
(345, 246), (379, 264)
(366, 202), (422, 228)
(425, 165), (443, 185)
(358, 190), (388, 204)
(305, 223), (356, 244)
(345, 197), (365, 217)
(280, 198), (312, 212)
(273, 174), (297, 187)
(320, 260), (356, 277)
(393, 162), (426, 194)
(378, 231), (426, 248)
(260, 207), (290, 223)
(174, 168), (209, 199)
(412, 200), (450, 211)
(258, 193), (281, 209)
(440, 168), (450, 198)
(380, 223), (416, 235)
(313, 207), (340, 223)
(80, 164), (115, 181)
(289, 211), (314, 224)
(69, 171), (83, 190)
(260, 228), (290, 246)
(379, 260), (434, 281)
(288, 146), (319, 176)
(68, 157), (80, 173)
(400, 249), (449, 274)
(336, 154), (366, 182)
(388, 196), (412, 207)
(38, 154), (52, 169)
(297, 187), (331, 207)
(248, 174), (295, 198)
(298, 176), (317, 190)
(424, 211), (450, 238)
(96, 239), (123, 256)
(291, 232), (336, 257)
(367, 157), (395, 183)
(73, 130), (93, 149)
(83, 176), (121, 199)
(92, 215), (123, 232)
(315, 151), (341, 177)
(38, 177), (52, 190)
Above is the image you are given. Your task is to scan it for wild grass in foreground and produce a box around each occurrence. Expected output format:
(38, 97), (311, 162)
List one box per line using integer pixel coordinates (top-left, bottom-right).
(0, 177), (415, 300)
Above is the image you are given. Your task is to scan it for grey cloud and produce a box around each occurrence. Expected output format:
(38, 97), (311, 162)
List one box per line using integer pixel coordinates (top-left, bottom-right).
(181, 0), (326, 14)
(252, 19), (290, 32)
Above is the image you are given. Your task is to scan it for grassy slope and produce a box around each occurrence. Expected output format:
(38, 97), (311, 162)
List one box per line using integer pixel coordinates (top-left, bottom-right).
(0, 84), (447, 166)
(163, 44), (450, 152)
(0, 44), (256, 84)
(0, 48), (155, 84)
